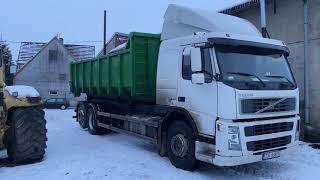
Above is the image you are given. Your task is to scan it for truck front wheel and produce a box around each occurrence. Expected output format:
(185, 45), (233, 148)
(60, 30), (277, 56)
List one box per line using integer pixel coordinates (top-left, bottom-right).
(167, 121), (198, 171)
(6, 107), (47, 163)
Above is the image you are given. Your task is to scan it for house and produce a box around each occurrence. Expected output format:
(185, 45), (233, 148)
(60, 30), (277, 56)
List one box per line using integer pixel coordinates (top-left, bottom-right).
(220, 0), (320, 142)
(14, 37), (95, 106)
(97, 32), (128, 57)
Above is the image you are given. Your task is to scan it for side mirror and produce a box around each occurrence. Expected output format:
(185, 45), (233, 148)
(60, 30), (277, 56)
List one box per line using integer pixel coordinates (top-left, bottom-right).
(192, 73), (205, 85)
(190, 47), (202, 72)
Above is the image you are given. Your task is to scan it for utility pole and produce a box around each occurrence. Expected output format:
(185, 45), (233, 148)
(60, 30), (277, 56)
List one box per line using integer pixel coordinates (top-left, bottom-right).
(103, 10), (107, 55)
(0, 47), (2, 65)
(303, 0), (310, 125)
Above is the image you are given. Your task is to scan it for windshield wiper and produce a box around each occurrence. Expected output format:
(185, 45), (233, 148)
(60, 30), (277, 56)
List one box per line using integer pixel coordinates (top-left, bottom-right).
(226, 72), (266, 87)
(264, 75), (295, 87)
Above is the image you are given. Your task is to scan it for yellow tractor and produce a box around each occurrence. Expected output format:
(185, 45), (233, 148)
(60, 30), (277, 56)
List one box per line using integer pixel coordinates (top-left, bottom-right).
(0, 47), (47, 163)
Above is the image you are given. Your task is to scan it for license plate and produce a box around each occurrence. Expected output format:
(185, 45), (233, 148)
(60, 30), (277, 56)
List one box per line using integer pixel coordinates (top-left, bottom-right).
(262, 151), (280, 160)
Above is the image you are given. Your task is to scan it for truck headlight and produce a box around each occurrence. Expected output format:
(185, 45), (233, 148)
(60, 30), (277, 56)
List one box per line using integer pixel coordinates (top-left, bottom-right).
(228, 126), (242, 151)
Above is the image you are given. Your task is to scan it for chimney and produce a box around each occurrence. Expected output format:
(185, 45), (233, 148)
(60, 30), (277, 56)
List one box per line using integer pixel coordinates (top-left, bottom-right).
(59, 38), (64, 45)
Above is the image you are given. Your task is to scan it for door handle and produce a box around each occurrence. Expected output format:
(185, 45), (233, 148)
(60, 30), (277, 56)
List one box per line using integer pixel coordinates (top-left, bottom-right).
(178, 96), (186, 102)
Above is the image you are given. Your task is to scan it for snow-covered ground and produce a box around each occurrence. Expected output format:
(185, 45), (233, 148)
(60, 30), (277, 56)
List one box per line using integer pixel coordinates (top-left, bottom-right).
(1, 109), (319, 180)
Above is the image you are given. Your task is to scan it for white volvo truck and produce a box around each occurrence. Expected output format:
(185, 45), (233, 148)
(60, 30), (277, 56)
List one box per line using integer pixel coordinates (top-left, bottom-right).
(72, 5), (299, 171)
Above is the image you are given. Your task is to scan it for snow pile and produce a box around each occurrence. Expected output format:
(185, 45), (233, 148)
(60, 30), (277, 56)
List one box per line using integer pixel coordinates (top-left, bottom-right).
(5, 85), (40, 98)
(1, 110), (319, 180)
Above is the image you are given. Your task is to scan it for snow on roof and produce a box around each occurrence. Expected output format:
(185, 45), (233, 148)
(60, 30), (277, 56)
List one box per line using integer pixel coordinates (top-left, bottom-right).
(161, 4), (261, 40)
(5, 85), (40, 98)
(97, 32), (129, 57)
(109, 42), (127, 53)
(220, 0), (260, 14)
(17, 38), (95, 63)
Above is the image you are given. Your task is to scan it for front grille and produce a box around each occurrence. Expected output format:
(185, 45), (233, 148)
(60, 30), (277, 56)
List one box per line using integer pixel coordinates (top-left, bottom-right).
(244, 122), (294, 137)
(247, 136), (291, 151)
(241, 98), (296, 114)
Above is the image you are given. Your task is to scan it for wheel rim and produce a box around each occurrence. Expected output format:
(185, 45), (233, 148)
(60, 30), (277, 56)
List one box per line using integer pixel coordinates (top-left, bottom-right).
(88, 110), (94, 130)
(61, 105), (66, 110)
(77, 109), (85, 125)
(170, 134), (188, 157)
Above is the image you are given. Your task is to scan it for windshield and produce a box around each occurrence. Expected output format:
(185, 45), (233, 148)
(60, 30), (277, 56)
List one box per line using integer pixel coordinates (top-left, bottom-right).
(215, 45), (296, 90)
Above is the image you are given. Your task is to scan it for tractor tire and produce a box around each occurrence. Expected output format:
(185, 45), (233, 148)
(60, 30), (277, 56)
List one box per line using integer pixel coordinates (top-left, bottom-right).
(167, 121), (198, 171)
(6, 107), (47, 163)
(87, 107), (111, 135)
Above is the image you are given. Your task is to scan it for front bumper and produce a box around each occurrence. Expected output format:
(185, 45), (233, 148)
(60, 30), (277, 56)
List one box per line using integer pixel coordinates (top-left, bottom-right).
(197, 116), (300, 166)
(212, 140), (298, 166)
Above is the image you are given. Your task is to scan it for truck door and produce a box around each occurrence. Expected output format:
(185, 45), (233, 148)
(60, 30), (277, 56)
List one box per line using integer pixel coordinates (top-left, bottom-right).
(177, 47), (218, 136)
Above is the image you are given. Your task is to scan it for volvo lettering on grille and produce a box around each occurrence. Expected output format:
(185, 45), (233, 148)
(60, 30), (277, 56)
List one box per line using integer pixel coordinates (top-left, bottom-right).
(241, 98), (296, 114)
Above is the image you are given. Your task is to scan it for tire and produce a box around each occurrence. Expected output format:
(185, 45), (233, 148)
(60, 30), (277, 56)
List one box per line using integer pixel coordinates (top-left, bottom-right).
(167, 121), (198, 171)
(6, 107), (47, 163)
(87, 106), (111, 135)
(61, 105), (66, 110)
(77, 103), (87, 129)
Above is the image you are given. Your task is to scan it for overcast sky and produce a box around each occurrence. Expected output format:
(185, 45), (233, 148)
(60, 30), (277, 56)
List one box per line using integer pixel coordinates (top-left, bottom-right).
(0, 0), (246, 60)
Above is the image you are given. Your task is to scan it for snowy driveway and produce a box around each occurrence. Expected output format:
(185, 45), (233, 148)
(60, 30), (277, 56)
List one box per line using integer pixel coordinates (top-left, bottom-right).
(1, 109), (319, 180)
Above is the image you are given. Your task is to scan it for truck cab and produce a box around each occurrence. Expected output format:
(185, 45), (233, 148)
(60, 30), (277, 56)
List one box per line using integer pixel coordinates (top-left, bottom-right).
(157, 31), (299, 166)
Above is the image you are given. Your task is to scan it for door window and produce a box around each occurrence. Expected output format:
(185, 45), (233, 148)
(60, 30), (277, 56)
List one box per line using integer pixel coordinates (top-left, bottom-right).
(201, 48), (213, 83)
(182, 48), (213, 83)
(182, 51), (192, 80)
(46, 99), (56, 103)
(56, 99), (64, 103)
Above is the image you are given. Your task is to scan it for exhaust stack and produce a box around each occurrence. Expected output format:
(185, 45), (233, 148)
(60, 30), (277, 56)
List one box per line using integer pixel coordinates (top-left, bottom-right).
(260, 0), (268, 38)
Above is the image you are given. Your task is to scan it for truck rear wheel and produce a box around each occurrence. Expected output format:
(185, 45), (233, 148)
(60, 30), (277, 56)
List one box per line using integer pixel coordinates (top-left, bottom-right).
(6, 107), (47, 163)
(167, 121), (198, 171)
(87, 107), (111, 135)
(77, 103), (87, 129)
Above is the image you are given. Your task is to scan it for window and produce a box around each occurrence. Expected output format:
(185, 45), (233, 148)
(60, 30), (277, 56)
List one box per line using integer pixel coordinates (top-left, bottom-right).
(182, 50), (192, 80)
(182, 48), (213, 83)
(201, 48), (213, 83)
(49, 90), (58, 95)
(49, 50), (58, 61)
(59, 73), (67, 80)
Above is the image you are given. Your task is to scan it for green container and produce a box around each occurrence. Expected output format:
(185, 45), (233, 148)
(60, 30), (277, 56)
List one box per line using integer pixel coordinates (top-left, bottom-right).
(70, 32), (161, 103)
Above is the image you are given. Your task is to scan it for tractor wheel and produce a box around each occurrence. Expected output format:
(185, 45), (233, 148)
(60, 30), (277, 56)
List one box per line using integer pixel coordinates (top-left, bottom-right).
(6, 107), (47, 163)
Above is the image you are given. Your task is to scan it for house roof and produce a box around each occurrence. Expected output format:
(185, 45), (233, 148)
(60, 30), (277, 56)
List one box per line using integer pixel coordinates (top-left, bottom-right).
(97, 32), (129, 57)
(220, 0), (261, 15)
(14, 37), (78, 77)
(17, 42), (47, 64)
(17, 39), (95, 63)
